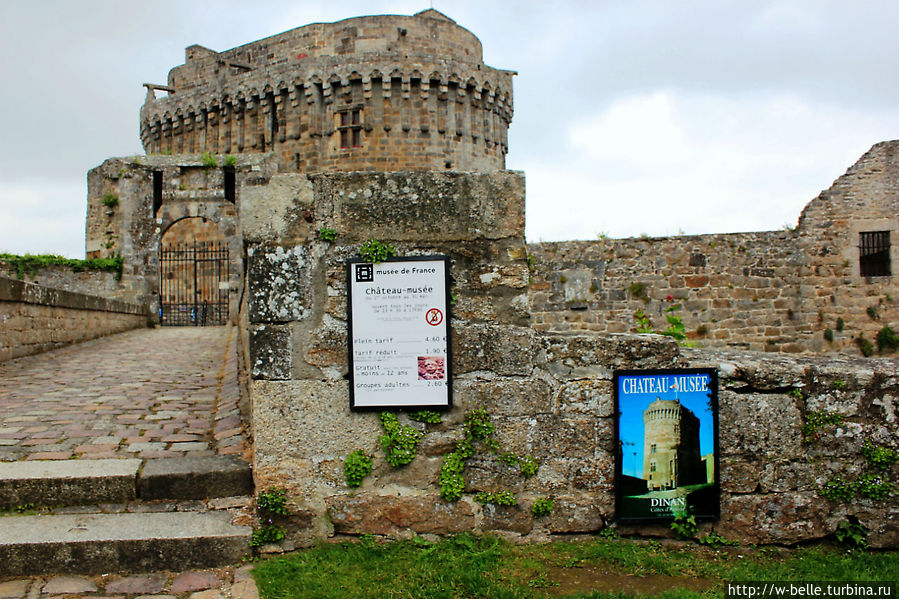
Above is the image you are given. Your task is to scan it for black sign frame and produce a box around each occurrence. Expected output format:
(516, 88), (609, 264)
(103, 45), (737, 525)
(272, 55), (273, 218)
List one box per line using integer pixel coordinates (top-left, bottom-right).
(613, 367), (720, 523)
(346, 255), (453, 412)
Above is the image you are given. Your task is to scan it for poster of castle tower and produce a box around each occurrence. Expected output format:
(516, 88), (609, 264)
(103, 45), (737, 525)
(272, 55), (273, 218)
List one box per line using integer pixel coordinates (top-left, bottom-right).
(613, 368), (719, 522)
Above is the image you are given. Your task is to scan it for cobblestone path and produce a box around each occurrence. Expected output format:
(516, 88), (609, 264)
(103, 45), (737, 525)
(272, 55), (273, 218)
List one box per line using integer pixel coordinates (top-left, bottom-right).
(0, 326), (245, 462)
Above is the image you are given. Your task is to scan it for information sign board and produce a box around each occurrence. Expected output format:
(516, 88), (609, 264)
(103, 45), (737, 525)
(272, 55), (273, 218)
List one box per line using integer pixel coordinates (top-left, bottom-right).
(613, 368), (719, 523)
(346, 256), (452, 410)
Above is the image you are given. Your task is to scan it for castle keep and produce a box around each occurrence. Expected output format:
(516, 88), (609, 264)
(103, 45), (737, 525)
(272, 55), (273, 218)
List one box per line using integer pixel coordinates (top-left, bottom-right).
(139, 10), (513, 173)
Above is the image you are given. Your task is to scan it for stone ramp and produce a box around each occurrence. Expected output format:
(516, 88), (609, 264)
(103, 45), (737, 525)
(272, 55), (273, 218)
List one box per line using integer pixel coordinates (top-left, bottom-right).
(0, 326), (246, 462)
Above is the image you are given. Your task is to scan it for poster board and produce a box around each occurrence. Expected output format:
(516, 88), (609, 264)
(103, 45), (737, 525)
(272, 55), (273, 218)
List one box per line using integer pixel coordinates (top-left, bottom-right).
(613, 368), (719, 522)
(346, 256), (452, 411)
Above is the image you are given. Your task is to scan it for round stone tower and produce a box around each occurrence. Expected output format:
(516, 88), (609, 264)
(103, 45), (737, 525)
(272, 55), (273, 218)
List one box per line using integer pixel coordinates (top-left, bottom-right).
(642, 399), (704, 491)
(140, 9), (514, 173)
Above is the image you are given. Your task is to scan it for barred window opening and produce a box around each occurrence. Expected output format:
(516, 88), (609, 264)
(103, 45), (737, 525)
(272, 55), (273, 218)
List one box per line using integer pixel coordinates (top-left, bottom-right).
(859, 231), (891, 277)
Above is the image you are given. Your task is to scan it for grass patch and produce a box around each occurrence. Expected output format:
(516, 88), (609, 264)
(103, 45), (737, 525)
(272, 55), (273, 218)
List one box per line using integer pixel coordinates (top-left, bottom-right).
(0, 253), (124, 280)
(253, 535), (897, 599)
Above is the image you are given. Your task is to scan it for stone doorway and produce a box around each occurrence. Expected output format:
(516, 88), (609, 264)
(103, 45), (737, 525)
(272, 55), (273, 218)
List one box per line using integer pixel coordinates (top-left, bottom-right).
(159, 218), (230, 326)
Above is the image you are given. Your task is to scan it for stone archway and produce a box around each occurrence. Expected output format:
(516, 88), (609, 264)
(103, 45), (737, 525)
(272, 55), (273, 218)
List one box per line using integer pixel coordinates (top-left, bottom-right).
(159, 217), (230, 325)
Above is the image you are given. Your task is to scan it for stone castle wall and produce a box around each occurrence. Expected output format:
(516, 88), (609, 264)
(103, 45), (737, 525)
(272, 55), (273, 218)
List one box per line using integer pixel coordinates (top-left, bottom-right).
(140, 10), (513, 174)
(240, 169), (898, 548)
(0, 276), (147, 362)
(528, 142), (899, 356)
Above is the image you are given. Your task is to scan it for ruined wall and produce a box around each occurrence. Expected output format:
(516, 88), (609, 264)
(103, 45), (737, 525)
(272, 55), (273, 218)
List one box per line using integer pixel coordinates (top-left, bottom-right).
(140, 11), (513, 174)
(241, 170), (897, 548)
(528, 141), (899, 356)
(0, 276), (147, 362)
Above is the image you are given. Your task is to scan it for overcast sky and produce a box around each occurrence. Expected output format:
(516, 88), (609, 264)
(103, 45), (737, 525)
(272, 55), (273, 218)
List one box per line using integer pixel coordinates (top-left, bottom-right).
(2, 0), (898, 257)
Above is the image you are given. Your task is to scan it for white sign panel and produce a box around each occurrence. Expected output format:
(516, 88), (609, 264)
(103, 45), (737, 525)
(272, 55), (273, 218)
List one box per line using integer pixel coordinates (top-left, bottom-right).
(347, 256), (452, 410)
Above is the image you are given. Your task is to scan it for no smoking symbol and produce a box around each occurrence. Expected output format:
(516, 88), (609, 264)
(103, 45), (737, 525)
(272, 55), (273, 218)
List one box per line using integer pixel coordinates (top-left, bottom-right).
(425, 308), (443, 326)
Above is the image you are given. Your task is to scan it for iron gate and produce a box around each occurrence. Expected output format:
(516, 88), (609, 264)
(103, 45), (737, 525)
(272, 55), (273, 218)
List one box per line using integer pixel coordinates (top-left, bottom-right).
(159, 242), (229, 326)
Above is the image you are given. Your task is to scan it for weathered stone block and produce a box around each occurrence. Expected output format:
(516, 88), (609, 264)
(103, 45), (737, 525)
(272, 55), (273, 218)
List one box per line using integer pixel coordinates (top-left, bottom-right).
(246, 245), (312, 323)
(326, 493), (476, 535)
(453, 377), (553, 417)
(452, 323), (539, 376)
(240, 174), (314, 244)
(324, 171), (524, 243)
(480, 503), (533, 534)
(542, 494), (606, 533)
(719, 392), (803, 458)
(250, 325), (292, 380)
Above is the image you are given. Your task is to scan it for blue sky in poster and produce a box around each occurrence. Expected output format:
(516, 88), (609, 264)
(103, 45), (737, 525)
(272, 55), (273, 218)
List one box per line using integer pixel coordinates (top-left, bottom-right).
(617, 372), (714, 479)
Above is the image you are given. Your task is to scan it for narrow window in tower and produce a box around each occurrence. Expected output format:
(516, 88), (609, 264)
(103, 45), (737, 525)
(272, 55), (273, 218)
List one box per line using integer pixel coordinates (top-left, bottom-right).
(859, 231), (891, 277)
(338, 107), (362, 149)
(224, 168), (235, 204)
(152, 171), (163, 216)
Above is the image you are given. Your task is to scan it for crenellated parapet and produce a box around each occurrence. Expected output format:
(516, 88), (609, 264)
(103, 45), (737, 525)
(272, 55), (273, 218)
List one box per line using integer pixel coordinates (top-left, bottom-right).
(140, 10), (514, 173)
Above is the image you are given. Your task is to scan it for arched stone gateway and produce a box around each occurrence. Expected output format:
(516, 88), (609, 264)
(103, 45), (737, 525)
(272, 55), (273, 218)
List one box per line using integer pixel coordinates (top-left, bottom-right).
(159, 217), (230, 326)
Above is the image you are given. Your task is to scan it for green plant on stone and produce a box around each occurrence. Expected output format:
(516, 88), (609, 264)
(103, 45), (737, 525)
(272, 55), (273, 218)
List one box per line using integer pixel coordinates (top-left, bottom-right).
(224, 155), (237, 167)
(257, 488), (288, 516)
(856, 334), (874, 357)
(855, 473), (894, 500)
(861, 440), (899, 469)
(438, 451), (466, 502)
(836, 317), (845, 331)
(250, 525), (286, 547)
(628, 281), (649, 302)
(866, 306), (878, 320)
(834, 518), (868, 550)
(530, 497), (554, 517)
(832, 380), (846, 390)
(518, 455), (539, 478)
(378, 412), (422, 467)
(818, 478), (856, 503)
(439, 407), (540, 502)
(670, 513), (698, 540)
(408, 410), (441, 424)
(697, 532), (738, 547)
(474, 490), (518, 506)
(344, 450), (373, 488)
(876, 326), (898, 354)
(253, 488), (288, 548)
(633, 309), (653, 333)
(201, 151), (218, 168)
(318, 227), (337, 242)
(824, 328), (834, 343)
(0, 253), (124, 280)
(802, 410), (844, 443)
(598, 526), (620, 539)
(660, 303), (689, 343)
(101, 192), (119, 208)
(789, 388), (803, 400)
(359, 239), (395, 264)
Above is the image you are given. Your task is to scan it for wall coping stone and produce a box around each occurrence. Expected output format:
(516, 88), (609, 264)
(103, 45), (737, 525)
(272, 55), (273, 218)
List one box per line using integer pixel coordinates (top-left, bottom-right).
(0, 276), (147, 317)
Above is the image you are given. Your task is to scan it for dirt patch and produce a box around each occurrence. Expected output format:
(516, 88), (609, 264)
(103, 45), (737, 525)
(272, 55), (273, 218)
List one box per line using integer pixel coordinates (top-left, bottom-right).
(542, 566), (717, 597)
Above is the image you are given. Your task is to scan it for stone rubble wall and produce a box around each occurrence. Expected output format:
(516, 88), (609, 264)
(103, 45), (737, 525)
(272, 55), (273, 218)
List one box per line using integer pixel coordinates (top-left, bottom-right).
(0, 276), (148, 362)
(528, 141), (898, 356)
(241, 169), (898, 548)
(140, 12), (513, 173)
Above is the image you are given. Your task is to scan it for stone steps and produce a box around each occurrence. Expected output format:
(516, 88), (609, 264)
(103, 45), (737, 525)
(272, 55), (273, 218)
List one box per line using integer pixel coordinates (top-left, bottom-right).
(0, 456), (253, 508)
(0, 456), (255, 575)
(0, 511), (251, 576)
